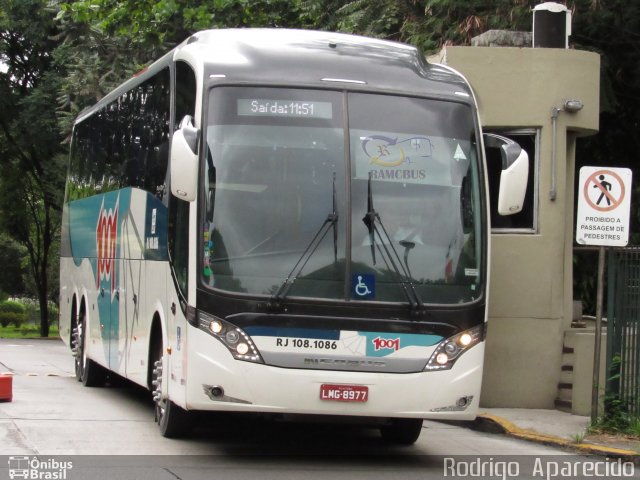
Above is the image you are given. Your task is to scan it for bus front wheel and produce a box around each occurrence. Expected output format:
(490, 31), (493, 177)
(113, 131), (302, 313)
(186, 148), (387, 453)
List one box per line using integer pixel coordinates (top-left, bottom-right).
(380, 418), (423, 445)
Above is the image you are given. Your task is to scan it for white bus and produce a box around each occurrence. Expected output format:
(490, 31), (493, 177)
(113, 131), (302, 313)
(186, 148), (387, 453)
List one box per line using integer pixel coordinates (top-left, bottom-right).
(59, 29), (527, 444)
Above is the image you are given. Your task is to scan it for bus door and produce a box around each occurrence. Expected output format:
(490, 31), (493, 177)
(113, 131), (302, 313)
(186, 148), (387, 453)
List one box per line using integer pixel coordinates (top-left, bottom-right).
(96, 257), (120, 372)
(121, 257), (143, 380)
(118, 189), (150, 382)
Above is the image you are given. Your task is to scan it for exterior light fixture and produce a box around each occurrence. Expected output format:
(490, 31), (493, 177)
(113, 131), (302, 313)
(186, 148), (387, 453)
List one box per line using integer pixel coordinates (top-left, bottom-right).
(562, 99), (584, 113)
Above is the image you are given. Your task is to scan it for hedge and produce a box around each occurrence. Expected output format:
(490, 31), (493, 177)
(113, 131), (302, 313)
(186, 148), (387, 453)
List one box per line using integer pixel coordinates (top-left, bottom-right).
(0, 301), (27, 328)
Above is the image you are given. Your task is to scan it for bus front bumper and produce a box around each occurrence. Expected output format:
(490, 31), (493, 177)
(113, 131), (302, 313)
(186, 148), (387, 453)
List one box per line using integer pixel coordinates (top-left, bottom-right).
(181, 328), (484, 421)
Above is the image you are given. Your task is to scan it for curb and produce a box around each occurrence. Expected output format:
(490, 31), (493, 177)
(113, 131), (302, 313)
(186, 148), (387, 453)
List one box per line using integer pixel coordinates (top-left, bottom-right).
(474, 413), (640, 461)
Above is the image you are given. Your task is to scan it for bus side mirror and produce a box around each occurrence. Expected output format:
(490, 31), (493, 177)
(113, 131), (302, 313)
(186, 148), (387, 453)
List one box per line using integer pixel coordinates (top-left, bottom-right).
(170, 115), (199, 202)
(484, 133), (529, 215)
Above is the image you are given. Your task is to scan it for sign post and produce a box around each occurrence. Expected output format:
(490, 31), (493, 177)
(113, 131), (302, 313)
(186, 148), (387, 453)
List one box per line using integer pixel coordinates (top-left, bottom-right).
(575, 166), (632, 423)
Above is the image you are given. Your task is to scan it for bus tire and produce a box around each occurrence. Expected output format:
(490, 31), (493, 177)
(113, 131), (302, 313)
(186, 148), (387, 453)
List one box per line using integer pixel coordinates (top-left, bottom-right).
(380, 418), (423, 445)
(73, 309), (107, 387)
(151, 345), (191, 438)
(158, 397), (191, 438)
(82, 359), (108, 387)
(72, 317), (83, 382)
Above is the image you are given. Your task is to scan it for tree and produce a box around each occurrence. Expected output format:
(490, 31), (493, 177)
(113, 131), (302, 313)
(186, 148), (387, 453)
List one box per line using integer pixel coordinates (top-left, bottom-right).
(571, 0), (640, 236)
(0, 234), (26, 298)
(298, 0), (535, 52)
(0, 0), (631, 333)
(0, 0), (66, 336)
(55, 0), (304, 133)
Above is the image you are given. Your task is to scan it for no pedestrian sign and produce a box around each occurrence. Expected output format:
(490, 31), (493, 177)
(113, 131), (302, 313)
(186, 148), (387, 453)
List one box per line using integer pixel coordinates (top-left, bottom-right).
(576, 166), (632, 246)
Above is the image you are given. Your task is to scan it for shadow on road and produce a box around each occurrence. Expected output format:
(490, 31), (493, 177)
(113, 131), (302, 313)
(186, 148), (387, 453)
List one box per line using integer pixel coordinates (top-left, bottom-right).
(100, 376), (438, 463)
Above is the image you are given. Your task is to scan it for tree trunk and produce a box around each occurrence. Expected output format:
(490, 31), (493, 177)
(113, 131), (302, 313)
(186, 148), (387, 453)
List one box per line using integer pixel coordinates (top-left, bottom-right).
(39, 293), (49, 337)
(39, 275), (49, 337)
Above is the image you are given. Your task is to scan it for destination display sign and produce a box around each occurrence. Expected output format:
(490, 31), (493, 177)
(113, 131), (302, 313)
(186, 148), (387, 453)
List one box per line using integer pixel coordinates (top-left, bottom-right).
(237, 99), (333, 119)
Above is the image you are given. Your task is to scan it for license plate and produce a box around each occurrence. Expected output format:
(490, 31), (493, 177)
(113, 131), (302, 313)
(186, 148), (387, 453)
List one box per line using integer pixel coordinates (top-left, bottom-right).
(320, 384), (368, 403)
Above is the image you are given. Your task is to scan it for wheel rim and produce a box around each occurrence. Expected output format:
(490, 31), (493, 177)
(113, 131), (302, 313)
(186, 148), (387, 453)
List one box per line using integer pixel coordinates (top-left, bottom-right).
(152, 358), (166, 424)
(72, 316), (86, 380)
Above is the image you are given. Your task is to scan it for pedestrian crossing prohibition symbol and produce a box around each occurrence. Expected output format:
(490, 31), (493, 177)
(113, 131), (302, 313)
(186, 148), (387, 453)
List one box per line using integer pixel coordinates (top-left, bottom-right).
(576, 166), (632, 247)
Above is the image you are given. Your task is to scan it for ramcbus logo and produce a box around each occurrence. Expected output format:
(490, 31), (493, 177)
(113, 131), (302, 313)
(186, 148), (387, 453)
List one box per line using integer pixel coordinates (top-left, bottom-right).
(96, 196), (119, 294)
(372, 337), (400, 352)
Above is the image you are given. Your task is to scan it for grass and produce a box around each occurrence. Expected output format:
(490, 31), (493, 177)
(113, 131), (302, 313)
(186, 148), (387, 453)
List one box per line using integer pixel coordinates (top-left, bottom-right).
(588, 415), (640, 441)
(570, 432), (586, 444)
(0, 323), (59, 339)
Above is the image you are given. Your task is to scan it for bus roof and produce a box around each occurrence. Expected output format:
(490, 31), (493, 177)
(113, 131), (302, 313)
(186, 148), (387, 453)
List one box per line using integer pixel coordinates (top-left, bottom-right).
(183, 29), (471, 96)
(76, 29), (473, 125)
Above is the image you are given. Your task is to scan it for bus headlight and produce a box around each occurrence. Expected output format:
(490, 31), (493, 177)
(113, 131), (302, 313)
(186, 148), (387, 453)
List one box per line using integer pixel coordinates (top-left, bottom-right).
(209, 320), (223, 334)
(198, 312), (263, 364)
(424, 324), (485, 371)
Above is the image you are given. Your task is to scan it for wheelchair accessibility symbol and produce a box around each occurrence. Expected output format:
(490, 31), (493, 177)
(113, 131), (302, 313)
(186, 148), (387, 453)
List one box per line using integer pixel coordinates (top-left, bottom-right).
(352, 274), (375, 299)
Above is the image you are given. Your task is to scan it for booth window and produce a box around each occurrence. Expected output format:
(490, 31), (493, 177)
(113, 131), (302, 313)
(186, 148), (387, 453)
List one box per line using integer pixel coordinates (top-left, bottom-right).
(485, 129), (538, 232)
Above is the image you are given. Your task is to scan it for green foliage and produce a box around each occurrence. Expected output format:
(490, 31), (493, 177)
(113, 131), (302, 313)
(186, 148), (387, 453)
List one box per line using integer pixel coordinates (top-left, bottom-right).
(570, 0), (640, 312)
(596, 400), (632, 433)
(299, 0), (538, 53)
(51, 0), (546, 125)
(48, 302), (59, 327)
(0, 300), (26, 328)
(0, 300), (26, 315)
(570, 431), (585, 444)
(0, 299), (57, 332)
(54, 0), (305, 137)
(0, 234), (27, 299)
(592, 355), (640, 436)
(573, 250), (598, 315)
(0, 322), (59, 338)
(571, 0), (640, 239)
(0, 312), (25, 328)
(0, 0), (65, 337)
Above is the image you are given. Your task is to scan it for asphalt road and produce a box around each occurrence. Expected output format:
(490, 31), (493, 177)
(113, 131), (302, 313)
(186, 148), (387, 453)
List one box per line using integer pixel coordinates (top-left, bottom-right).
(0, 338), (617, 480)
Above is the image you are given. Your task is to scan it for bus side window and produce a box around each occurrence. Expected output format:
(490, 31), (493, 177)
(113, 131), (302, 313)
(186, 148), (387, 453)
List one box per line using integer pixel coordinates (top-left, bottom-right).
(175, 61), (197, 125)
(169, 61), (197, 296)
(142, 70), (171, 195)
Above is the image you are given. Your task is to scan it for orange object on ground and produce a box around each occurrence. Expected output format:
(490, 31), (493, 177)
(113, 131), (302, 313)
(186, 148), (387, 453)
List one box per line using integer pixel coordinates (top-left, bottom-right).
(0, 374), (12, 402)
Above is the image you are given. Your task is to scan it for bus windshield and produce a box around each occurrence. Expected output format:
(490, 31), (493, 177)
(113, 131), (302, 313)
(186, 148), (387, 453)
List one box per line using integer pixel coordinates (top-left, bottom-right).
(202, 86), (482, 305)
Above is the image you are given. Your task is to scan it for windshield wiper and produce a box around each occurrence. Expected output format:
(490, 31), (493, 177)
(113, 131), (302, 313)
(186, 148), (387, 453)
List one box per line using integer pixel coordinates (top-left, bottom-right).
(331, 171), (338, 263)
(362, 172), (425, 314)
(269, 173), (338, 309)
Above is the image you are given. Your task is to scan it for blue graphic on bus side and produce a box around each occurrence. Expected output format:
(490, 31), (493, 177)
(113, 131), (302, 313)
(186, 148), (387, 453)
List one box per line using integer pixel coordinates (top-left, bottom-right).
(144, 195), (168, 260)
(65, 187), (169, 365)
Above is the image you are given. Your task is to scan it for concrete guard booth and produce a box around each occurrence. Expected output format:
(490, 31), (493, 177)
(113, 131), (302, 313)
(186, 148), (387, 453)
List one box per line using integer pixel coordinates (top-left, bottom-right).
(430, 27), (600, 411)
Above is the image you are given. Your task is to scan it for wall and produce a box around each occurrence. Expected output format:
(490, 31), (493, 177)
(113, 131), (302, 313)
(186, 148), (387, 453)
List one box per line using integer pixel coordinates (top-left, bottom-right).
(564, 327), (607, 416)
(433, 46), (600, 407)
